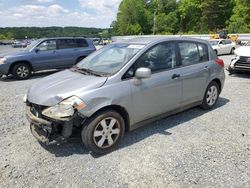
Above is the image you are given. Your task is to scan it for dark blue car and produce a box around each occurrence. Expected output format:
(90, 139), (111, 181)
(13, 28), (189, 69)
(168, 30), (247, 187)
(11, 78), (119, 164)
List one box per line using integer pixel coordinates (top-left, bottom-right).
(0, 37), (96, 79)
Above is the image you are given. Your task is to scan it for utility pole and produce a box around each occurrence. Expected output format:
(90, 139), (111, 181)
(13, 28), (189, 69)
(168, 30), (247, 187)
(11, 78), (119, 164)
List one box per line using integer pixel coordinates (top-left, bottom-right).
(153, 10), (156, 35)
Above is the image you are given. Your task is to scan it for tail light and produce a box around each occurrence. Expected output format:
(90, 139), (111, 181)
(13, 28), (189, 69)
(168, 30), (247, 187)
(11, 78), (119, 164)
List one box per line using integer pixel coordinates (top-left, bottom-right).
(215, 58), (224, 68)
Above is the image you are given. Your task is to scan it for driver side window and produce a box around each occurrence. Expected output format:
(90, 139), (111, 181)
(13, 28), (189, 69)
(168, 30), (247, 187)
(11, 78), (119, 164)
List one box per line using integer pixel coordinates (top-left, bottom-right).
(37, 40), (56, 51)
(123, 42), (176, 79)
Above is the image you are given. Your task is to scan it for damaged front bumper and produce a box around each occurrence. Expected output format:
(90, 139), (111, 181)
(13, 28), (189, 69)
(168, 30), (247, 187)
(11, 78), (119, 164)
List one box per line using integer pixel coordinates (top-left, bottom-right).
(26, 104), (84, 145)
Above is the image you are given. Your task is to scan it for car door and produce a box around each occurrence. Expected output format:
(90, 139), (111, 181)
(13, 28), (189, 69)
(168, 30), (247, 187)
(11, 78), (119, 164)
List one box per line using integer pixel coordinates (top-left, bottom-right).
(177, 41), (210, 105)
(31, 39), (59, 70)
(125, 42), (182, 123)
(56, 39), (78, 68)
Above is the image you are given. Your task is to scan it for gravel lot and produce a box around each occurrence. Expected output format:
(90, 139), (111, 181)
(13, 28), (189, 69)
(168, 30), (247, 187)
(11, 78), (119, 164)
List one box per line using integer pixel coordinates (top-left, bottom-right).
(0, 45), (250, 187)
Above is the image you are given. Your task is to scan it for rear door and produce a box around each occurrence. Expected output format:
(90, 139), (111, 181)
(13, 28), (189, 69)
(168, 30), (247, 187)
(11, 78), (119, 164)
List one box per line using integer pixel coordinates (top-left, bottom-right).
(56, 39), (78, 68)
(125, 42), (182, 123)
(176, 41), (210, 105)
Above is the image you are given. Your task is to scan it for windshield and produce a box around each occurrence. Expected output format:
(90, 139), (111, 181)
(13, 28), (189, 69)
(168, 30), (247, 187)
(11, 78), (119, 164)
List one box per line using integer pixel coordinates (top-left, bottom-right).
(76, 43), (144, 75)
(24, 39), (41, 51)
(209, 41), (219, 46)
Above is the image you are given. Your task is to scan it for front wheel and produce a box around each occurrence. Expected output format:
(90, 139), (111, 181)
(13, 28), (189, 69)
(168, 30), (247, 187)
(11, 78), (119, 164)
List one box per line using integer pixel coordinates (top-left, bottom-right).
(230, 47), (235, 54)
(12, 63), (32, 80)
(200, 81), (219, 110)
(81, 110), (125, 155)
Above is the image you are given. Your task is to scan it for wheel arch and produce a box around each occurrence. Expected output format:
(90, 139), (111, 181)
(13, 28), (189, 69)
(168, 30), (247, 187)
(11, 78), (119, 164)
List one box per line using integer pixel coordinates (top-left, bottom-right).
(9, 60), (33, 74)
(211, 78), (222, 94)
(86, 105), (130, 132)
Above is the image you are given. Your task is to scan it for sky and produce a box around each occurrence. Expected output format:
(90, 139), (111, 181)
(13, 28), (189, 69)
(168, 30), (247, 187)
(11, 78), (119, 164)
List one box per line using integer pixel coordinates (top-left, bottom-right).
(0, 0), (122, 28)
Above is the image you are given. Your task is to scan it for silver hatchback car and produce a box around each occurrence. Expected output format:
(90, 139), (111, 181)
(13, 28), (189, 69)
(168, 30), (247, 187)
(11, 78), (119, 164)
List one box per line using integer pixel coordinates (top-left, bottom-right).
(25, 37), (225, 154)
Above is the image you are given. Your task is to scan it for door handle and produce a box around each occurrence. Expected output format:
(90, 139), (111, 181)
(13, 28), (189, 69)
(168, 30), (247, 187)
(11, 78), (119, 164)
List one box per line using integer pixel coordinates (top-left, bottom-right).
(172, 74), (180, 79)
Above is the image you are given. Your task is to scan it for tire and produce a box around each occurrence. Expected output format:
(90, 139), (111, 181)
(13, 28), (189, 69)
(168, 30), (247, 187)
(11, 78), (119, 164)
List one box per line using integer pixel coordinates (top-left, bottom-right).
(81, 110), (125, 155)
(230, 47), (235, 54)
(200, 81), (219, 110)
(12, 63), (32, 80)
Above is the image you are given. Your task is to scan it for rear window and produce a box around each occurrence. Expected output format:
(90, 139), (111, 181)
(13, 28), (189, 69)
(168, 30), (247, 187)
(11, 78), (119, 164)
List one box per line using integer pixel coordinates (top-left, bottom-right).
(178, 42), (209, 66)
(57, 38), (88, 49)
(76, 39), (89, 47)
(57, 39), (77, 49)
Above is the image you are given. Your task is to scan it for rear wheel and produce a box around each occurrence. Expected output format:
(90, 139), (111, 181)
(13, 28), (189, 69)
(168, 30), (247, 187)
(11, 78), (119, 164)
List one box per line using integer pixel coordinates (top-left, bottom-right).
(12, 63), (31, 80)
(200, 81), (219, 110)
(81, 110), (125, 155)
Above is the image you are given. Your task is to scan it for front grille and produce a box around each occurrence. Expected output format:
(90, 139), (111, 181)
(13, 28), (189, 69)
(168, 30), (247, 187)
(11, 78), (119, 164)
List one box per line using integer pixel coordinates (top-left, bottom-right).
(234, 56), (250, 70)
(29, 103), (47, 118)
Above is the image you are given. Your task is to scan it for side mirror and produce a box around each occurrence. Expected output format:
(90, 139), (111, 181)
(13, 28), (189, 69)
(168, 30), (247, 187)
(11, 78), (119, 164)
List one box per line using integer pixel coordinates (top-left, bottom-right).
(35, 48), (40, 53)
(135, 67), (151, 79)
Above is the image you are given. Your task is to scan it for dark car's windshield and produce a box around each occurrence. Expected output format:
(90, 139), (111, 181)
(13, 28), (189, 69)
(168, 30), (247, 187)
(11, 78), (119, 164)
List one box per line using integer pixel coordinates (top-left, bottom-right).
(24, 39), (41, 51)
(209, 41), (219, 46)
(76, 43), (144, 75)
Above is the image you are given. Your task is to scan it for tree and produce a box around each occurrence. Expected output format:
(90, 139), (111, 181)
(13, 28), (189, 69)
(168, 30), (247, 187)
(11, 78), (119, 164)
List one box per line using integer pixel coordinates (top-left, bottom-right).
(113, 0), (151, 35)
(227, 0), (250, 33)
(178, 0), (203, 33)
(201, 0), (233, 32)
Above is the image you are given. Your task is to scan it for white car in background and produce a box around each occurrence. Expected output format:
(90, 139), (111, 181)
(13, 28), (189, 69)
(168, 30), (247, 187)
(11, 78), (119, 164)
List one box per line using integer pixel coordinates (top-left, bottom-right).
(209, 39), (236, 55)
(227, 41), (250, 74)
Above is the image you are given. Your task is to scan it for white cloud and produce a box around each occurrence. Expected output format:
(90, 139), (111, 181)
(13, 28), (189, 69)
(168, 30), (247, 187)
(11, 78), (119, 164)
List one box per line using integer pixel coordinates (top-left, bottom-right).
(36, 0), (54, 3)
(0, 0), (117, 28)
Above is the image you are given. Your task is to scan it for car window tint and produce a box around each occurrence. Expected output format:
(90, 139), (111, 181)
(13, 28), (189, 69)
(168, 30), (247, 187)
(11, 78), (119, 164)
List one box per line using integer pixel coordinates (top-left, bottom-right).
(178, 42), (200, 66)
(57, 39), (77, 49)
(197, 43), (209, 62)
(37, 40), (56, 51)
(134, 42), (176, 73)
(225, 40), (232, 44)
(76, 39), (89, 47)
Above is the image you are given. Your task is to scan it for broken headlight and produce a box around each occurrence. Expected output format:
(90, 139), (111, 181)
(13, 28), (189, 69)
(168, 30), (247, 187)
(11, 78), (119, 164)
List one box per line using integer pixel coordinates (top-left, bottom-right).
(42, 96), (86, 119)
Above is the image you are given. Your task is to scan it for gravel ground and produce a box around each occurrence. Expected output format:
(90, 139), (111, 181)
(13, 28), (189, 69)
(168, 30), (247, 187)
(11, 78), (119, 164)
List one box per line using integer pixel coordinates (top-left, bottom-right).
(0, 46), (250, 187)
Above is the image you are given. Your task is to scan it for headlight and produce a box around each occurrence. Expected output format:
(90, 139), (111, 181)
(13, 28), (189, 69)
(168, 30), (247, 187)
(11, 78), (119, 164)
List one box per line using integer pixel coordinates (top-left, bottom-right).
(42, 96), (86, 119)
(0, 57), (7, 64)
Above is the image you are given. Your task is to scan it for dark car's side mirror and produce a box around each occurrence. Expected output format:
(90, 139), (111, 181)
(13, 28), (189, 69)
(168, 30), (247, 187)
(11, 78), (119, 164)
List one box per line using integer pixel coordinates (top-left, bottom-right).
(135, 67), (151, 79)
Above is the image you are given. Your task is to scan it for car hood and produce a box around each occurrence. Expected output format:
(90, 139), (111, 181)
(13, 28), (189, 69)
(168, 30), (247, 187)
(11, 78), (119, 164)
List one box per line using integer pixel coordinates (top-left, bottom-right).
(27, 69), (108, 106)
(235, 46), (250, 57)
(0, 50), (30, 58)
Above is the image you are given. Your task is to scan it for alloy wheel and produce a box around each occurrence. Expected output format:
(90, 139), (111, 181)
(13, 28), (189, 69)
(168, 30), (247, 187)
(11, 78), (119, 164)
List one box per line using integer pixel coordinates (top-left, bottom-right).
(17, 66), (29, 78)
(93, 117), (121, 149)
(206, 85), (218, 106)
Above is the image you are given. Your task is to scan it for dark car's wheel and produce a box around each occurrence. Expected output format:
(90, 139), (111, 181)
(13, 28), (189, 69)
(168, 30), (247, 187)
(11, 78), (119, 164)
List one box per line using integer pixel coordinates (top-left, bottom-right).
(82, 110), (125, 155)
(200, 81), (219, 110)
(227, 66), (235, 75)
(12, 63), (32, 80)
(230, 47), (235, 54)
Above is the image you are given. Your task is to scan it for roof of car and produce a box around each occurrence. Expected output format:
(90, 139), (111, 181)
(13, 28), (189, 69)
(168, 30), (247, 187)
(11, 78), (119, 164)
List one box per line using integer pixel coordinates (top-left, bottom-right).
(119, 37), (208, 45)
(41, 37), (88, 40)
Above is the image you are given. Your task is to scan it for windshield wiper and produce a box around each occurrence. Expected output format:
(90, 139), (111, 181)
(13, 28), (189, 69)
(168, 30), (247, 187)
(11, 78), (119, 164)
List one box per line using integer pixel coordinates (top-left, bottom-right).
(71, 66), (103, 77)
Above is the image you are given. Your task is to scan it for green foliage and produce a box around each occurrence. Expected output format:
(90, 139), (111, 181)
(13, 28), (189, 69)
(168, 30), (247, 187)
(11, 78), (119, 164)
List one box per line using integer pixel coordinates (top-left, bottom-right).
(227, 0), (250, 33)
(113, 0), (249, 35)
(0, 27), (108, 39)
(201, 0), (233, 32)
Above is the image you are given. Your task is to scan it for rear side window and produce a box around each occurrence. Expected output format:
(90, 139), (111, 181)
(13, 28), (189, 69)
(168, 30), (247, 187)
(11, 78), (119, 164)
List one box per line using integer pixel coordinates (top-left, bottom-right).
(225, 40), (232, 44)
(57, 39), (77, 49)
(178, 42), (208, 66)
(76, 39), (89, 47)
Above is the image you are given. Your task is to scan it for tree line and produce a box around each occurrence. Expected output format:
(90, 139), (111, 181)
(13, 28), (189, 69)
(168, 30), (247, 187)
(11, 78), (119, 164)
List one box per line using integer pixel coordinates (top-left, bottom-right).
(0, 27), (110, 40)
(112, 0), (250, 35)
